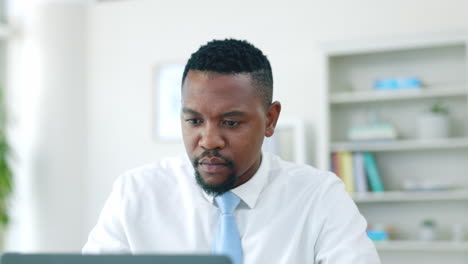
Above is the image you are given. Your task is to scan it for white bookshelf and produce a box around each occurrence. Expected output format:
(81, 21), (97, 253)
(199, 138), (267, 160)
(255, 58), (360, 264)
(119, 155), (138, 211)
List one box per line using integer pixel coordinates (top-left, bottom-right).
(351, 190), (468, 203)
(330, 84), (467, 104)
(375, 241), (468, 252)
(319, 32), (468, 264)
(331, 137), (468, 152)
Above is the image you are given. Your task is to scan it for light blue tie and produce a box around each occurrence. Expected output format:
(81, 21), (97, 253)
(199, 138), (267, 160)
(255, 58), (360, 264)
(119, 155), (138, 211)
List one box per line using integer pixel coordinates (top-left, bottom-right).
(213, 192), (242, 264)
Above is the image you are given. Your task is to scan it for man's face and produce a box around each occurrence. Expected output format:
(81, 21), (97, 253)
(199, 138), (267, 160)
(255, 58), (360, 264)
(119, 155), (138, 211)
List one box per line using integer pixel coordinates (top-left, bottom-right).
(181, 70), (280, 195)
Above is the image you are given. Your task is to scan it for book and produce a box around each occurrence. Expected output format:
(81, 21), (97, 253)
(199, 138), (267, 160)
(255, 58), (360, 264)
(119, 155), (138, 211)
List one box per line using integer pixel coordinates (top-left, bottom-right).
(331, 152), (341, 178)
(347, 123), (397, 141)
(363, 152), (384, 192)
(339, 151), (354, 193)
(353, 152), (368, 193)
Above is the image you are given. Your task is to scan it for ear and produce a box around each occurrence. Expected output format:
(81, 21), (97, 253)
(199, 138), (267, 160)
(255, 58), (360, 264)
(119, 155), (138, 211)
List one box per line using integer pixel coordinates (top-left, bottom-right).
(265, 101), (281, 137)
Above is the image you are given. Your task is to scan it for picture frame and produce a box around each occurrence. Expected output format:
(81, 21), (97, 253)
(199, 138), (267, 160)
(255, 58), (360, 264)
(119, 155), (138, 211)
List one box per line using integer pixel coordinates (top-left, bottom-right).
(153, 62), (185, 141)
(262, 118), (307, 164)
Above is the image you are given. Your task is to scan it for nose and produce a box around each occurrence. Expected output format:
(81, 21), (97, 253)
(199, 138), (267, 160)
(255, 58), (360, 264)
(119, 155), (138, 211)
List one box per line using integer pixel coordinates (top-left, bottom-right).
(199, 123), (225, 150)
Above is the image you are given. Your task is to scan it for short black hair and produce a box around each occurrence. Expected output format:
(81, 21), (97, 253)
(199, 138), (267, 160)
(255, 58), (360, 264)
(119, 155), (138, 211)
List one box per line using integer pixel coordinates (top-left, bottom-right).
(182, 39), (273, 107)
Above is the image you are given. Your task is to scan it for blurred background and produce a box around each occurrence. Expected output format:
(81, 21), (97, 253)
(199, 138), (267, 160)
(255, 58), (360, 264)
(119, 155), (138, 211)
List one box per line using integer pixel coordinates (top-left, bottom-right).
(0, 0), (468, 263)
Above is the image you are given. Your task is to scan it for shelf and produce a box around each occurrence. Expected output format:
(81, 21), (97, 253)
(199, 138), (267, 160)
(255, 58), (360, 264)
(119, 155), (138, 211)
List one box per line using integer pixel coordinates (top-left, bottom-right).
(329, 85), (467, 104)
(374, 240), (468, 252)
(330, 137), (468, 152)
(323, 34), (468, 263)
(352, 190), (468, 203)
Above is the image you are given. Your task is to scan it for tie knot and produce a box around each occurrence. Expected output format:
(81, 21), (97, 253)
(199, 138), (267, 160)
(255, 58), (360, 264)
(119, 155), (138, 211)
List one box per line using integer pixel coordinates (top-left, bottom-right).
(215, 192), (240, 214)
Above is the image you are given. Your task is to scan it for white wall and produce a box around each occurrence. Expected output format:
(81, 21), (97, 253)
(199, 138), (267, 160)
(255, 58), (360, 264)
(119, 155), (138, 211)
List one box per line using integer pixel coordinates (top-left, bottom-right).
(3, 0), (460, 251)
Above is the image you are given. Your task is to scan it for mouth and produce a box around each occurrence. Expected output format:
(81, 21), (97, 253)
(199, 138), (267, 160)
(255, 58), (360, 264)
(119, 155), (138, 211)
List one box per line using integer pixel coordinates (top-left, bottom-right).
(193, 152), (238, 195)
(198, 158), (229, 173)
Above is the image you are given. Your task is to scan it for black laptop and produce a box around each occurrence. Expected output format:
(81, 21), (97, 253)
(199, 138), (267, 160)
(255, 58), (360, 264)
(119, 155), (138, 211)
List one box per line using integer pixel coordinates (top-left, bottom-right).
(1, 253), (232, 264)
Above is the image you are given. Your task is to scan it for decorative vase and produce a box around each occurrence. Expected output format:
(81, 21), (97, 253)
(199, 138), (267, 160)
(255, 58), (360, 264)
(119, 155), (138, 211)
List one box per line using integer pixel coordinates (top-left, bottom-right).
(418, 113), (449, 139)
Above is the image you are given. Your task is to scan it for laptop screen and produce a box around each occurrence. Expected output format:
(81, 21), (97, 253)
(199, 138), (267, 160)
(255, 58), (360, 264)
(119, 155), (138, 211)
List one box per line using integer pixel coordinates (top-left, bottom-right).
(1, 253), (232, 264)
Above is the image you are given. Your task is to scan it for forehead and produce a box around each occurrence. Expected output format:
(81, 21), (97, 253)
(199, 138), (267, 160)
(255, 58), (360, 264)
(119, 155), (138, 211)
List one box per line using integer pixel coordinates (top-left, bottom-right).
(182, 71), (261, 112)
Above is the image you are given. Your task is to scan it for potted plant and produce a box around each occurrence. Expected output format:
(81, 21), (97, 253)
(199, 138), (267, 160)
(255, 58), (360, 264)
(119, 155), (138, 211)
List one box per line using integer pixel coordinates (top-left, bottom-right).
(419, 219), (437, 241)
(418, 102), (450, 139)
(0, 86), (13, 249)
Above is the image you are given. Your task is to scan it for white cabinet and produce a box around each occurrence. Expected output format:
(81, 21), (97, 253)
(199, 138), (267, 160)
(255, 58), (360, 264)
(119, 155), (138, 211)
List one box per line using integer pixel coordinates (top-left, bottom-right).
(319, 32), (468, 264)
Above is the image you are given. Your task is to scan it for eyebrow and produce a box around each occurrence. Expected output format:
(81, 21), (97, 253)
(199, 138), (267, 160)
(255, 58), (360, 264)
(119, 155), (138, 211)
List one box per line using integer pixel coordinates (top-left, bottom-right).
(182, 107), (246, 118)
(221, 111), (246, 118)
(182, 107), (201, 116)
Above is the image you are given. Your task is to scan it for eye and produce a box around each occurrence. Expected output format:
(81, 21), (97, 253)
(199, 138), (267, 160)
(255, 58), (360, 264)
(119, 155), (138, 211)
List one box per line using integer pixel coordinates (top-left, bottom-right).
(222, 120), (240, 128)
(186, 119), (202, 126)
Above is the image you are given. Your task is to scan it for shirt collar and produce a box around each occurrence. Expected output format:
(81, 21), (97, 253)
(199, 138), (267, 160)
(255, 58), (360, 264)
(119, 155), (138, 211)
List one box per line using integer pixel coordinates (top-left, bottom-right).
(200, 152), (270, 209)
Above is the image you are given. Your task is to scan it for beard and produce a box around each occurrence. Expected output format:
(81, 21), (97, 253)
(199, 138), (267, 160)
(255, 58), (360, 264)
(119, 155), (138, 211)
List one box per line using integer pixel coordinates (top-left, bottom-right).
(195, 170), (238, 196)
(192, 150), (237, 196)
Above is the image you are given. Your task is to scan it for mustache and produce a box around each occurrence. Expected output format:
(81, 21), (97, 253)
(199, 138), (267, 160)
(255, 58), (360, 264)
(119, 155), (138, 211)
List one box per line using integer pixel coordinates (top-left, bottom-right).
(193, 150), (234, 169)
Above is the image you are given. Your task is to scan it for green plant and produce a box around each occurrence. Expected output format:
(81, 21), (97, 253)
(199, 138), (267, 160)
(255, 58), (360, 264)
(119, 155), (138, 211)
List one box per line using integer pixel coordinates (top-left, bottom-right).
(422, 219), (435, 227)
(0, 87), (12, 227)
(430, 102), (449, 115)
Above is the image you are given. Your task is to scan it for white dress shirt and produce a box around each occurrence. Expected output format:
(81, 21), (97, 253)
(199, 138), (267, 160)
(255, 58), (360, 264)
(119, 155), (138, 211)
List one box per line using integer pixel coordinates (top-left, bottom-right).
(83, 152), (381, 263)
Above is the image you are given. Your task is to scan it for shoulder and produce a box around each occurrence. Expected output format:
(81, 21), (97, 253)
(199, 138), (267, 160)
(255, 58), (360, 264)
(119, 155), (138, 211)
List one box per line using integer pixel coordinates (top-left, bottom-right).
(268, 153), (340, 187)
(115, 155), (194, 195)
